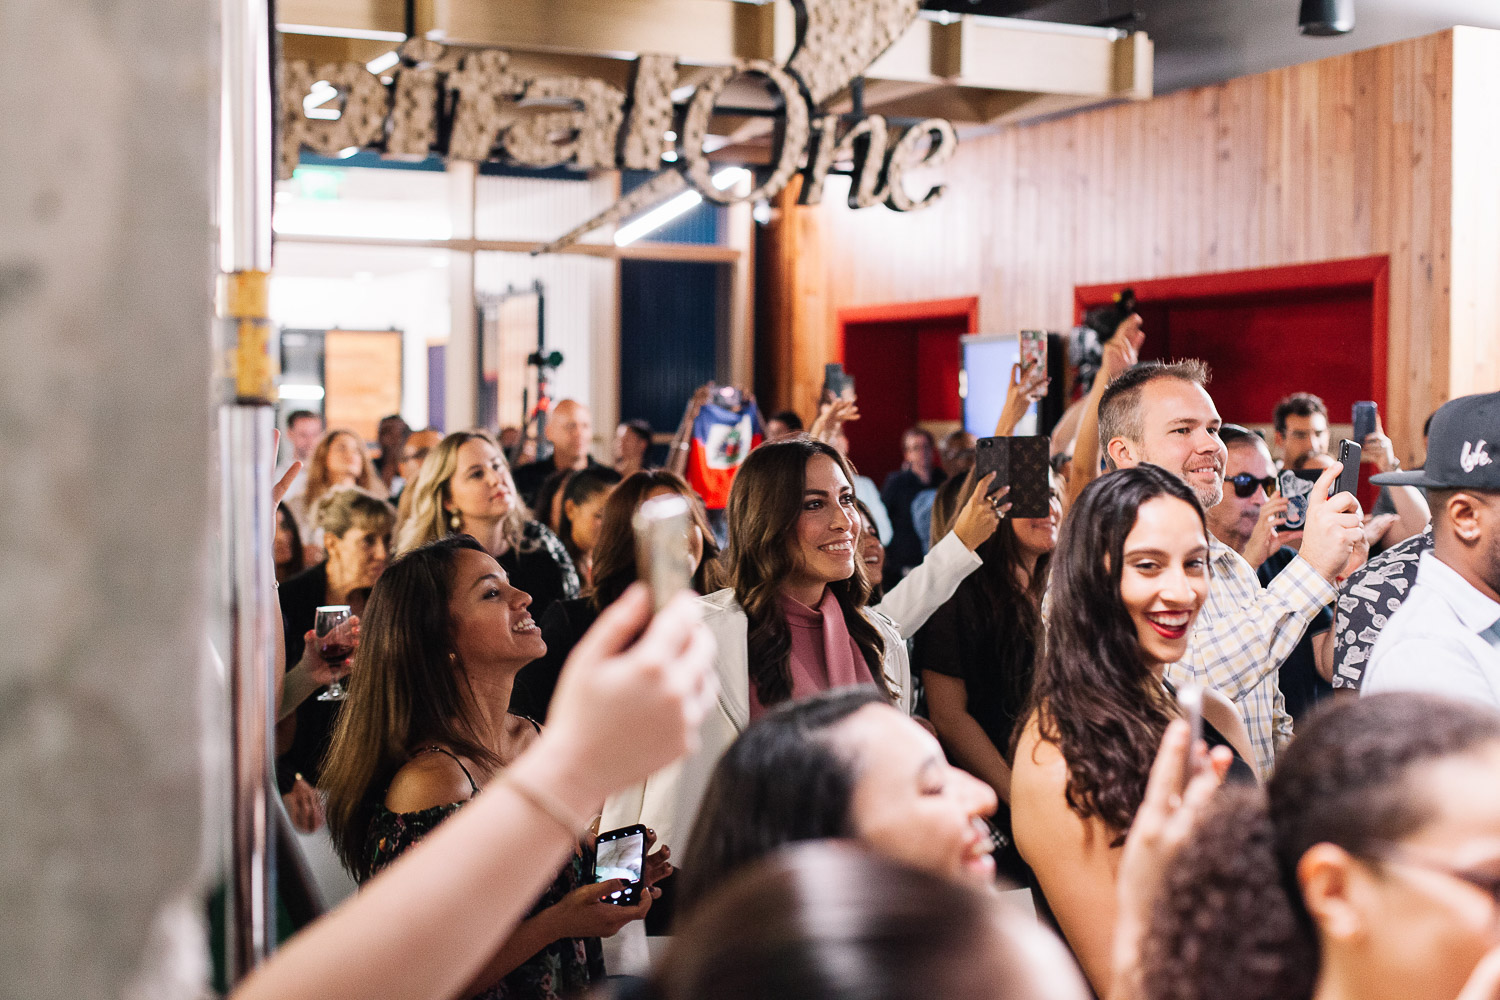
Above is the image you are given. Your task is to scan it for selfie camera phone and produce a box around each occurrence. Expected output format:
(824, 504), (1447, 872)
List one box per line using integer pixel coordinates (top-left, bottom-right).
(633, 493), (695, 612)
(1019, 330), (1047, 376)
(1352, 401), (1378, 449)
(973, 436), (1052, 518)
(1176, 684), (1204, 795)
(593, 824), (648, 906)
(1333, 439), (1362, 499)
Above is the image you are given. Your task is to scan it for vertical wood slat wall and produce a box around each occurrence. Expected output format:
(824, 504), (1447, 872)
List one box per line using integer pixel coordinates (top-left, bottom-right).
(768, 28), (1500, 456)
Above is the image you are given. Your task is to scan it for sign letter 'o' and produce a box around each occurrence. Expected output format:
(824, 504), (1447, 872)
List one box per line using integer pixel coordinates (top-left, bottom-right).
(680, 59), (809, 205)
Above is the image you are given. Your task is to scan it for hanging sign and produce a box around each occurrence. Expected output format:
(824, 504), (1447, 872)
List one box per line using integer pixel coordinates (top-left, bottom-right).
(279, 0), (959, 252)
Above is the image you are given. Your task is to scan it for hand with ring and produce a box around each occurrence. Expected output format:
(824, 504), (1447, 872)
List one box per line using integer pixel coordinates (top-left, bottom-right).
(953, 475), (1010, 550)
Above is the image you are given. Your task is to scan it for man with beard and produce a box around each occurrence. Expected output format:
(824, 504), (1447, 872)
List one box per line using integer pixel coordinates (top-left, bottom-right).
(1097, 361), (1363, 777)
(1363, 391), (1500, 708)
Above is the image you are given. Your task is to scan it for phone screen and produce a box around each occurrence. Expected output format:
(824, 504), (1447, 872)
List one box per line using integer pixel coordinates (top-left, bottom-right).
(594, 826), (647, 906)
(1019, 330), (1047, 375)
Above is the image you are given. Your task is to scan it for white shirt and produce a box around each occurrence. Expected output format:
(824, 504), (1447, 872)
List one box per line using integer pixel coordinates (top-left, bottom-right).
(1363, 551), (1500, 709)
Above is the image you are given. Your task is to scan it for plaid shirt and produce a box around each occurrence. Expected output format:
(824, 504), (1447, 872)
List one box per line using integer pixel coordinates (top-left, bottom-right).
(1164, 536), (1336, 779)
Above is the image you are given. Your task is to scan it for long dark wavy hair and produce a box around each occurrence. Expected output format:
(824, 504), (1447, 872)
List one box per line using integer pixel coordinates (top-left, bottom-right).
(1143, 694), (1500, 1000)
(677, 687), (886, 916)
(588, 470), (722, 610)
(725, 437), (889, 708)
(320, 535), (502, 880)
(1016, 463), (1206, 838)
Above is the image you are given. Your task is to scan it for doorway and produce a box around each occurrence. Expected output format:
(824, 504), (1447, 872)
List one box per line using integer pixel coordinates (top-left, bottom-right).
(837, 297), (977, 485)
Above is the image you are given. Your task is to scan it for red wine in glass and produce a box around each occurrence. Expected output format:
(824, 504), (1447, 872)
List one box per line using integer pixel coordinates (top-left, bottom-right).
(315, 605), (353, 702)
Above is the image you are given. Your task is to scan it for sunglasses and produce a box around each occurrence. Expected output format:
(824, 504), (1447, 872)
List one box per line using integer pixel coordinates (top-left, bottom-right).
(1228, 473), (1277, 498)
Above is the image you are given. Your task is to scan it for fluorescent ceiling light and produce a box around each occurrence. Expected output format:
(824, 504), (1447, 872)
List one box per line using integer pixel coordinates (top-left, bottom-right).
(614, 167), (749, 246)
(278, 383), (326, 401)
(277, 23), (407, 41)
(366, 50), (400, 74)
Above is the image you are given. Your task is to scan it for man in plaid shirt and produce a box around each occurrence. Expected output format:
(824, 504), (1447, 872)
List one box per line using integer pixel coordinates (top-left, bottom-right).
(1098, 362), (1364, 777)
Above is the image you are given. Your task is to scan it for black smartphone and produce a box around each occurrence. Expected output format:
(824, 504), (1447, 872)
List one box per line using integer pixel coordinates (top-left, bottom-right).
(1352, 401), (1378, 448)
(973, 436), (1052, 518)
(1278, 468), (1322, 531)
(593, 824), (648, 906)
(1334, 439), (1362, 499)
(822, 363), (854, 401)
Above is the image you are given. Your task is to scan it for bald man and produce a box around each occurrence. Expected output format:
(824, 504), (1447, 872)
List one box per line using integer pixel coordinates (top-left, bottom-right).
(511, 399), (610, 508)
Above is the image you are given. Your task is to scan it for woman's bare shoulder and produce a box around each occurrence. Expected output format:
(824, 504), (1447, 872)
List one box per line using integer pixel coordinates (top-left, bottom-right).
(383, 750), (476, 814)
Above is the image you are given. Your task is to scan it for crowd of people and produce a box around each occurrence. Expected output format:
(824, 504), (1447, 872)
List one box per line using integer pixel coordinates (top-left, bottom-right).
(241, 314), (1500, 1000)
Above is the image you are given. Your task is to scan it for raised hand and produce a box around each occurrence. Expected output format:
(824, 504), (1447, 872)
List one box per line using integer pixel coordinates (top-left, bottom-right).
(950, 475), (1009, 551)
(1299, 463), (1365, 583)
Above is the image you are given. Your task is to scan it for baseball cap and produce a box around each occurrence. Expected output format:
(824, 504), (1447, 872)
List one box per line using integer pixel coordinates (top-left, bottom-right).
(1370, 391), (1500, 490)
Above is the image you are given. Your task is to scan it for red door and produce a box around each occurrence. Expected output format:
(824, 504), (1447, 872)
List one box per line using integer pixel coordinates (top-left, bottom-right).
(838, 298), (976, 485)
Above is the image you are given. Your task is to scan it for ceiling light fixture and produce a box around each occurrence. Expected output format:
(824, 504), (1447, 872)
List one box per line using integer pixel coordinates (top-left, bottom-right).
(1299, 0), (1354, 36)
(615, 167), (749, 246)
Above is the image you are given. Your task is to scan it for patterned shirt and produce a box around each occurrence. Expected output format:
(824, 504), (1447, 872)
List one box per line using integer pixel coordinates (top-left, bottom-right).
(1331, 528), (1432, 691)
(1164, 535), (1336, 779)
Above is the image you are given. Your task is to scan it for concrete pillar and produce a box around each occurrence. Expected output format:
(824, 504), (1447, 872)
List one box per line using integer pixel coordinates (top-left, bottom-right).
(0, 0), (216, 996)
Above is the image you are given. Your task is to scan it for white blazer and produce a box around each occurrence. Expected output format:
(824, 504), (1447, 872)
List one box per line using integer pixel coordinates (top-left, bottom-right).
(874, 529), (982, 639)
(600, 589), (912, 864)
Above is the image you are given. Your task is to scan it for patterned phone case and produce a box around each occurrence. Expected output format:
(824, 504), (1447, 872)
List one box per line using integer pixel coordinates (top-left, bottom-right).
(975, 436), (1052, 518)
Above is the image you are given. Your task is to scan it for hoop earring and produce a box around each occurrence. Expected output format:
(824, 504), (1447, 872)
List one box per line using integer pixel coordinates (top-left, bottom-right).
(448, 509), (462, 533)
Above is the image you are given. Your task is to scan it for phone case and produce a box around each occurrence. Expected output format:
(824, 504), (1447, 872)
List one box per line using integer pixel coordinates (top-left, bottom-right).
(1352, 402), (1377, 447)
(974, 436), (1051, 518)
(1334, 440), (1362, 498)
(1020, 330), (1047, 374)
(1278, 469), (1320, 531)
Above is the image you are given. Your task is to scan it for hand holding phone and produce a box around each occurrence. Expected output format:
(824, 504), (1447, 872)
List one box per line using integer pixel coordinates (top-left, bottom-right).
(593, 824), (648, 906)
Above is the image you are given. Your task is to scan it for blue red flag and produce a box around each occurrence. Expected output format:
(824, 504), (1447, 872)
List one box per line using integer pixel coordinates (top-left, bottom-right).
(686, 401), (764, 510)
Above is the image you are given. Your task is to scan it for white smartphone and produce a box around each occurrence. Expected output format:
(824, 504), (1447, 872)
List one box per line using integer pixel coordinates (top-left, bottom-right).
(633, 493), (695, 611)
(1177, 684), (1204, 794)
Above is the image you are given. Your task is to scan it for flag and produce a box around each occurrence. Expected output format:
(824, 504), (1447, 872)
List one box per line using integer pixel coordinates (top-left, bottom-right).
(686, 401), (764, 510)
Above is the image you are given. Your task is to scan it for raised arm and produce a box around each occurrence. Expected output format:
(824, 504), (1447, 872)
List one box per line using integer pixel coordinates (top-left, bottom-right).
(666, 384), (713, 477)
(1066, 316), (1143, 508)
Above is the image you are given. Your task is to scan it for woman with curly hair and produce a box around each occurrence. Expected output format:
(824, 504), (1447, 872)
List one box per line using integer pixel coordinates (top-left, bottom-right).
(1142, 693), (1500, 1000)
(396, 431), (579, 622)
(1010, 464), (1255, 993)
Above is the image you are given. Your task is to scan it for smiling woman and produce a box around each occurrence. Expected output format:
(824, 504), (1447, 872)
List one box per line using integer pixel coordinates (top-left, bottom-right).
(600, 437), (917, 880)
(1009, 464), (1256, 995)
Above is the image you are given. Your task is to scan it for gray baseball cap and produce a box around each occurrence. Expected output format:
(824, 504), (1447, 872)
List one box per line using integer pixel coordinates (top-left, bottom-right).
(1371, 391), (1500, 490)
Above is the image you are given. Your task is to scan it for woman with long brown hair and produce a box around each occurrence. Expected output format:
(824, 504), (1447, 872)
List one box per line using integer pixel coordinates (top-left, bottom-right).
(397, 430), (579, 621)
(1009, 464), (1255, 994)
(602, 437), (928, 876)
(512, 470), (721, 723)
(320, 535), (671, 1000)
(284, 428), (386, 555)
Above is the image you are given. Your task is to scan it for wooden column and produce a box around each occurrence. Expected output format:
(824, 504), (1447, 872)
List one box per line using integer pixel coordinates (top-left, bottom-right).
(758, 174), (836, 423)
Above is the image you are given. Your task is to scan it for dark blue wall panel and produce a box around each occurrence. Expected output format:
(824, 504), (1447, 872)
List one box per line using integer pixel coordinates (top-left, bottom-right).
(619, 260), (722, 437)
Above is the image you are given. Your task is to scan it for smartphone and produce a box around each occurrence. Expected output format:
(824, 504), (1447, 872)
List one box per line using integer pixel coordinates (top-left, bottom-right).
(1333, 439), (1362, 499)
(593, 824), (648, 906)
(633, 493), (695, 612)
(973, 435), (1052, 517)
(1278, 468), (1322, 531)
(822, 363), (854, 401)
(1176, 684), (1204, 794)
(1352, 401), (1378, 449)
(1019, 329), (1047, 376)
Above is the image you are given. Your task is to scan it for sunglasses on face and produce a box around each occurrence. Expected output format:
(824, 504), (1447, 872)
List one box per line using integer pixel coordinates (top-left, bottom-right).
(1228, 473), (1277, 498)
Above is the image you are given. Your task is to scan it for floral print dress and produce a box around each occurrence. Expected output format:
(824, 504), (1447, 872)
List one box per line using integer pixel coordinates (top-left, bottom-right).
(362, 750), (602, 1000)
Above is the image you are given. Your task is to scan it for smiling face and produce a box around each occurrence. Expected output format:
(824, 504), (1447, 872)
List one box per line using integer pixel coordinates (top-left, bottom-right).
(1206, 438), (1275, 553)
(1341, 743), (1500, 1000)
(1124, 378), (1227, 509)
(837, 704), (1000, 885)
(325, 432), (367, 485)
(1118, 495), (1210, 671)
(446, 548), (546, 670)
(1012, 481), (1063, 559)
(857, 510), (885, 583)
(785, 453), (858, 597)
(445, 438), (518, 524)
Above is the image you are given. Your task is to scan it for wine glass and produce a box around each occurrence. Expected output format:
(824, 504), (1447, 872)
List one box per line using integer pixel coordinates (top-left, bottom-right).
(314, 605), (354, 702)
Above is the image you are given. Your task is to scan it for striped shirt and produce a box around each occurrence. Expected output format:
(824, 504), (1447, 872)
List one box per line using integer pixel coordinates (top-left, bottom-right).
(1164, 536), (1337, 778)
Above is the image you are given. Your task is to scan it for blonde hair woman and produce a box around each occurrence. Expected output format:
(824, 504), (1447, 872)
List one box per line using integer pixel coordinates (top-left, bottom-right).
(397, 430), (579, 620)
(286, 428), (386, 557)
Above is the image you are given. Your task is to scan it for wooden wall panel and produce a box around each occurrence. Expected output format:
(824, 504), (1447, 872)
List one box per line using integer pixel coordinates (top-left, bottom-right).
(764, 28), (1500, 461)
